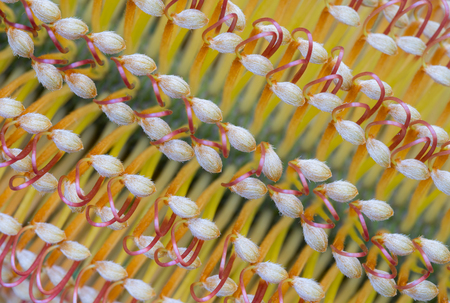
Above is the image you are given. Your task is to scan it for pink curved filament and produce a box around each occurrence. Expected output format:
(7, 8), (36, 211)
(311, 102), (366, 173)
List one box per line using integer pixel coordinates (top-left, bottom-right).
(239, 267), (255, 303)
(371, 237), (398, 265)
(82, 35), (104, 66)
(365, 120), (406, 151)
(85, 197), (137, 227)
(266, 59), (308, 83)
(304, 74), (343, 96)
(427, 141), (450, 163)
(267, 184), (304, 196)
(134, 110), (172, 119)
(288, 162), (310, 195)
(108, 188), (141, 223)
(410, 120), (438, 161)
(0, 127), (34, 168)
(219, 234), (234, 279)
(182, 97), (196, 134)
(75, 160), (105, 201)
(332, 102), (371, 126)
(235, 31), (277, 58)
(203, 13), (238, 44)
(242, 278), (268, 303)
(151, 127), (190, 145)
(290, 28), (313, 83)
(330, 243), (369, 258)
(19, 0), (39, 30)
(0, 236), (29, 287)
(252, 18), (283, 58)
(59, 59), (96, 71)
(395, 270), (430, 290)
(391, 0), (432, 38)
(323, 46), (345, 92)
(191, 135), (223, 150)
(170, 221), (204, 267)
(0, 9), (38, 37)
(349, 203), (370, 241)
(362, 0), (406, 35)
(254, 143), (266, 177)
(148, 75), (165, 107)
(221, 169), (255, 187)
(122, 234), (162, 256)
(31, 54), (68, 65)
(214, 0), (229, 34)
(427, 0), (449, 44)
(111, 57), (135, 90)
(57, 176), (88, 207)
(154, 197), (178, 237)
(362, 262), (397, 279)
(73, 268), (110, 303)
(353, 72), (386, 118)
(383, 97), (411, 143)
(313, 190), (339, 221)
(93, 95), (132, 105)
(412, 240), (434, 273)
(300, 214), (335, 229)
(153, 248), (179, 267)
(391, 137), (431, 165)
(164, 0), (179, 19)
(41, 24), (70, 53)
(216, 123), (229, 158)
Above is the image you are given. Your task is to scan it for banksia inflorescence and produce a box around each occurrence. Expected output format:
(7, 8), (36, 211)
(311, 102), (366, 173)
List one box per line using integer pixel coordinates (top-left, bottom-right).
(1, 0), (450, 302)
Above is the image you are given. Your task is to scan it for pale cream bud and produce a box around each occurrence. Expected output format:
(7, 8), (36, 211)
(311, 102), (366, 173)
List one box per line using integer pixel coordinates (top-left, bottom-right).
(168, 247), (202, 270)
(270, 81), (304, 106)
(121, 54), (157, 76)
(46, 265), (72, 286)
(124, 279), (156, 301)
(261, 144), (282, 181)
(225, 1), (245, 31)
(34, 222), (66, 244)
(29, 0), (61, 23)
(63, 181), (85, 213)
(397, 36), (426, 56)
(332, 252), (362, 278)
(418, 237), (450, 264)
(425, 65), (450, 87)
(297, 39), (328, 64)
(133, 0), (164, 16)
(32, 62), (63, 91)
(416, 125), (449, 146)
(233, 234), (260, 263)
(79, 286), (99, 303)
(13, 280), (39, 301)
(308, 92), (343, 113)
(400, 280), (438, 301)
(395, 159), (430, 180)
(173, 9), (208, 30)
(3, 148), (32, 172)
(225, 123), (256, 152)
(139, 117), (171, 140)
(134, 235), (165, 259)
(381, 233), (414, 256)
(51, 129), (83, 153)
(89, 31), (126, 54)
(90, 155), (124, 178)
(203, 275), (237, 297)
(257, 24), (292, 45)
(96, 261), (128, 281)
(359, 79), (393, 100)
(30, 172), (58, 193)
(162, 297), (184, 303)
(2, 265), (13, 282)
(240, 54), (274, 76)
(123, 174), (155, 197)
(191, 97), (223, 123)
(270, 191), (303, 218)
(209, 32), (243, 53)
(167, 195), (199, 218)
(334, 119), (366, 145)
(157, 75), (190, 99)
(292, 277), (325, 302)
(328, 5), (360, 27)
(362, 0), (378, 7)
(64, 73), (97, 99)
(59, 241), (91, 261)
(332, 58), (353, 91)
(159, 139), (195, 162)
(431, 169), (450, 196)
(254, 262), (288, 284)
(366, 33), (397, 56)
(382, 5), (408, 28)
(96, 206), (128, 230)
(230, 177), (267, 200)
(7, 28), (34, 58)
(422, 19), (442, 39)
(194, 144), (223, 174)
(17, 249), (36, 270)
(0, 98), (24, 118)
(301, 221), (328, 252)
(101, 103), (136, 125)
(16, 113), (52, 134)
(53, 18), (88, 40)
(367, 269), (397, 297)
(387, 103), (421, 124)
(357, 200), (393, 221)
(322, 180), (358, 202)
(187, 218), (220, 241)
(366, 137), (391, 168)
(293, 159), (332, 182)
(0, 213), (21, 236)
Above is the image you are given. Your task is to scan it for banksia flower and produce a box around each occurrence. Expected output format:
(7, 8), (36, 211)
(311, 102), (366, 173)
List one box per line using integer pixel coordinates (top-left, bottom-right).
(254, 262), (288, 284)
(0, 98), (25, 118)
(167, 195), (199, 218)
(230, 177), (267, 200)
(120, 54), (157, 76)
(89, 31), (126, 54)
(233, 234), (260, 263)
(332, 251), (362, 278)
(240, 54), (274, 76)
(16, 113), (52, 134)
(203, 275), (237, 296)
(7, 28), (34, 58)
(59, 241), (91, 261)
(95, 260), (128, 281)
(367, 269), (397, 297)
(124, 279), (156, 301)
(400, 280), (439, 301)
(157, 75), (190, 98)
(91, 154), (124, 177)
(292, 277), (325, 302)
(381, 233), (414, 256)
(172, 9), (209, 30)
(270, 191), (303, 218)
(321, 180), (358, 202)
(34, 222), (66, 244)
(28, 0), (61, 23)
(51, 129), (83, 153)
(0, 213), (21, 236)
(53, 18), (88, 40)
(64, 72), (97, 99)
(32, 61), (63, 91)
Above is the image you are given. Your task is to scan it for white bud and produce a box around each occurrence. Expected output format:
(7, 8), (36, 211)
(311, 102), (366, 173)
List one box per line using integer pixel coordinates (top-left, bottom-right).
(7, 28), (34, 58)
(359, 79), (393, 100)
(301, 221), (328, 252)
(381, 233), (414, 256)
(367, 269), (397, 297)
(139, 117), (171, 140)
(0, 213), (21, 236)
(2, 148), (32, 172)
(431, 169), (450, 196)
(167, 195), (199, 218)
(230, 177), (267, 200)
(32, 62), (63, 91)
(254, 262), (288, 284)
(270, 81), (305, 106)
(187, 218), (220, 241)
(157, 75), (191, 99)
(63, 181), (85, 213)
(90, 155), (124, 177)
(382, 5), (408, 28)
(203, 275), (237, 297)
(96, 261), (128, 281)
(194, 144), (223, 174)
(395, 159), (430, 180)
(257, 25), (292, 45)
(332, 58), (353, 91)
(292, 277), (325, 302)
(332, 252), (362, 278)
(162, 297), (184, 303)
(293, 159), (332, 182)
(89, 31), (126, 54)
(46, 265), (71, 286)
(191, 97), (223, 123)
(0, 98), (25, 118)
(173, 9), (208, 30)
(335, 119), (366, 145)
(328, 5), (360, 27)
(422, 19), (443, 39)
(30, 172), (58, 193)
(121, 54), (157, 76)
(209, 32), (243, 53)
(233, 234), (260, 263)
(96, 207), (128, 230)
(416, 125), (449, 146)
(397, 36), (426, 56)
(13, 280), (39, 301)
(29, 0), (61, 23)
(366, 137), (391, 168)
(2, 265), (13, 282)
(64, 73), (97, 99)
(59, 241), (91, 261)
(425, 65), (450, 87)
(270, 191), (303, 218)
(297, 39), (328, 64)
(53, 18), (88, 40)
(159, 139), (195, 162)
(322, 180), (358, 202)
(101, 103), (136, 125)
(240, 54), (273, 76)
(261, 144), (282, 181)
(79, 286), (99, 303)
(168, 247), (202, 270)
(124, 279), (156, 301)
(34, 222), (66, 244)
(362, 0), (378, 7)
(16, 113), (52, 134)
(308, 92), (343, 113)
(417, 237), (450, 264)
(133, 0), (164, 16)
(366, 33), (397, 56)
(224, 123), (256, 152)
(400, 280), (438, 301)
(387, 103), (421, 124)
(17, 249), (36, 270)
(123, 174), (155, 197)
(51, 129), (83, 153)
(225, 1), (245, 31)
(357, 200), (393, 221)
(134, 235), (165, 259)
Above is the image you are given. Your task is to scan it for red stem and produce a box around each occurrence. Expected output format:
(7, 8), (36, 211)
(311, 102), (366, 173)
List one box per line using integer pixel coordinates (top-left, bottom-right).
(82, 35), (104, 66)
(41, 24), (69, 53)
(371, 237), (398, 265)
(412, 240), (433, 273)
(332, 102), (371, 126)
(288, 162), (310, 195)
(216, 123), (229, 158)
(395, 270), (430, 290)
(31, 54), (68, 65)
(182, 97), (196, 134)
(93, 95), (132, 105)
(235, 31), (277, 59)
(267, 184), (304, 196)
(330, 243), (369, 258)
(252, 18), (283, 58)
(300, 214), (335, 229)
(362, 262), (397, 279)
(122, 234), (162, 256)
(291, 28), (313, 84)
(427, 0), (449, 44)
(323, 46), (345, 92)
(134, 110), (172, 119)
(148, 75), (165, 107)
(151, 127), (189, 145)
(349, 203), (370, 241)
(111, 57), (135, 90)
(313, 190), (339, 221)
(203, 12), (237, 43)
(154, 197), (178, 237)
(59, 59), (96, 71)
(365, 120), (406, 151)
(0, 236), (29, 287)
(304, 74), (343, 96)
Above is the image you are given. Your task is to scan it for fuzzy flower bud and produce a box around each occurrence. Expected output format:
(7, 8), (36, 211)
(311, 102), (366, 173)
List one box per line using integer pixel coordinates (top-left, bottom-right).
(387, 103), (421, 124)
(167, 195), (199, 218)
(322, 180), (358, 202)
(297, 39), (328, 64)
(30, 172), (58, 193)
(424, 65), (450, 87)
(91, 155), (124, 177)
(123, 174), (155, 197)
(7, 28), (34, 58)
(0, 213), (21, 236)
(13, 280), (39, 301)
(366, 33), (397, 56)
(16, 113), (52, 134)
(89, 31), (126, 54)
(209, 32), (243, 53)
(124, 279), (156, 301)
(32, 62), (63, 91)
(159, 139), (195, 162)
(366, 137), (391, 168)
(133, 0), (164, 16)
(397, 36), (426, 56)
(0, 98), (24, 119)
(395, 159), (430, 180)
(270, 81), (305, 106)
(46, 265), (71, 286)
(121, 54), (157, 76)
(230, 177), (267, 200)
(332, 58), (353, 91)
(59, 241), (91, 261)
(416, 125), (449, 146)
(332, 252), (362, 278)
(359, 79), (393, 100)
(96, 261), (128, 281)
(417, 237), (450, 264)
(51, 129), (83, 153)
(357, 199), (393, 221)
(157, 75), (191, 98)
(422, 19), (442, 39)
(233, 234), (260, 263)
(194, 144), (223, 173)
(400, 280), (438, 301)
(63, 181), (85, 213)
(382, 5), (409, 28)
(203, 275), (237, 297)
(367, 269), (397, 297)
(255, 262), (288, 284)
(257, 24), (292, 45)
(292, 277), (325, 302)
(261, 144), (282, 181)
(29, 0), (61, 23)
(334, 119), (366, 145)
(240, 54), (274, 76)
(191, 98), (223, 123)
(167, 248), (202, 270)
(101, 103), (136, 125)
(293, 159), (332, 182)
(431, 169), (450, 196)
(134, 235), (165, 259)
(381, 233), (414, 256)
(96, 206), (128, 230)
(64, 72), (97, 99)
(3, 148), (32, 172)
(187, 218), (220, 241)
(328, 5), (360, 27)
(225, 1), (245, 31)
(139, 117), (171, 141)
(17, 249), (36, 270)
(308, 92), (343, 113)
(53, 18), (88, 40)
(224, 123), (256, 152)
(173, 9), (209, 30)
(270, 191), (303, 218)
(34, 222), (66, 244)
(301, 221), (328, 252)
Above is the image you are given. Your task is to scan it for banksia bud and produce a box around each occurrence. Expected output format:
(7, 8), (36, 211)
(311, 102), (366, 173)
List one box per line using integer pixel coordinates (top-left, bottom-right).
(261, 144), (282, 181)
(3, 148), (32, 172)
(139, 117), (171, 141)
(96, 261), (128, 281)
(32, 62), (63, 91)
(257, 24), (292, 45)
(308, 92), (343, 113)
(203, 275), (237, 297)
(97, 206), (128, 230)
(297, 39), (328, 64)
(359, 79), (393, 100)
(91, 155), (124, 177)
(270, 81), (305, 106)
(190, 97), (223, 123)
(328, 5), (360, 27)
(424, 65), (450, 87)
(16, 113), (52, 134)
(101, 102), (136, 125)
(162, 297), (184, 303)
(168, 248), (202, 270)
(167, 195), (199, 218)
(53, 18), (88, 40)
(293, 159), (332, 182)
(89, 31), (126, 54)
(133, 0), (164, 16)
(397, 36), (426, 56)
(381, 233), (414, 256)
(292, 277), (325, 302)
(416, 237), (450, 264)
(17, 249), (36, 270)
(59, 241), (91, 261)
(367, 269), (397, 297)
(431, 169), (450, 195)
(224, 123), (256, 152)
(30, 172), (58, 193)
(366, 33), (397, 56)
(270, 191), (303, 218)
(123, 174), (155, 197)
(233, 234), (260, 263)
(13, 280), (39, 301)
(0, 98), (24, 118)
(134, 235), (165, 259)
(187, 218), (220, 240)
(194, 144), (223, 173)
(79, 286), (100, 303)
(159, 139), (195, 162)
(387, 103), (421, 124)
(255, 262), (288, 284)
(334, 119), (366, 145)
(422, 19), (442, 39)
(157, 75), (191, 98)
(173, 9), (209, 30)
(63, 181), (85, 213)
(34, 222), (66, 244)
(366, 137), (391, 168)
(332, 252), (362, 278)
(120, 54), (157, 76)
(64, 72), (97, 99)
(51, 129), (83, 153)
(400, 280), (438, 301)
(124, 279), (156, 301)
(230, 177), (267, 200)
(46, 265), (71, 286)
(240, 54), (274, 76)
(0, 213), (21, 236)
(332, 58), (353, 91)
(356, 199), (394, 221)
(322, 180), (358, 202)
(382, 5), (409, 28)
(301, 221), (328, 252)
(7, 28), (34, 58)
(29, 0), (61, 23)
(225, 1), (245, 31)
(416, 125), (449, 146)
(209, 32), (243, 53)
(395, 159), (430, 181)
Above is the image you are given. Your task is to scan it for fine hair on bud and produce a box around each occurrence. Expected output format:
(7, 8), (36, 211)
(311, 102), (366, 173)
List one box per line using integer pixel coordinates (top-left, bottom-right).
(121, 54), (157, 76)
(168, 247), (202, 270)
(381, 233), (414, 256)
(297, 39), (328, 64)
(328, 5), (360, 27)
(167, 195), (199, 218)
(51, 129), (83, 153)
(366, 33), (397, 56)
(367, 269), (397, 297)
(397, 36), (426, 56)
(425, 65), (450, 87)
(135, 235), (165, 259)
(387, 103), (421, 124)
(257, 24), (292, 45)
(323, 180), (358, 202)
(357, 199), (394, 221)
(101, 102), (136, 125)
(89, 31), (126, 54)
(417, 237), (450, 264)
(383, 5), (409, 28)
(254, 262), (288, 284)
(32, 62), (63, 91)
(224, 123), (256, 152)
(64, 72), (97, 99)
(63, 181), (85, 213)
(359, 79), (393, 100)
(95, 260), (128, 281)
(261, 144), (282, 181)
(335, 119), (366, 145)
(194, 144), (223, 174)
(91, 154), (124, 177)
(302, 221), (328, 252)
(124, 279), (156, 301)
(16, 113), (52, 134)
(332, 252), (362, 278)
(209, 32), (243, 53)
(191, 97), (223, 124)
(395, 159), (430, 180)
(225, 1), (245, 31)
(270, 81), (305, 106)
(29, 0), (61, 23)
(187, 218), (220, 241)
(292, 277), (325, 302)
(366, 137), (391, 168)
(416, 125), (449, 146)
(53, 18), (88, 40)
(96, 206), (128, 230)
(0, 213), (22, 236)
(240, 54), (274, 76)
(308, 92), (343, 113)
(173, 9), (209, 30)
(34, 222), (66, 244)
(0, 98), (25, 119)
(157, 75), (191, 98)
(133, 0), (164, 16)
(294, 158), (332, 182)
(203, 275), (237, 297)
(400, 280), (438, 301)
(159, 139), (195, 162)
(59, 241), (91, 261)
(3, 148), (32, 172)
(431, 169), (450, 195)
(123, 174), (155, 197)
(233, 234), (260, 263)
(30, 172), (58, 193)
(230, 177), (267, 200)
(7, 28), (34, 58)
(139, 117), (171, 141)
(270, 191), (303, 218)
(332, 58), (353, 91)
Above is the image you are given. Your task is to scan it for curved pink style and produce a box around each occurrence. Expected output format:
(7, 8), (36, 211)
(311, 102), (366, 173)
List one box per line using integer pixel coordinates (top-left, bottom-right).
(93, 95), (132, 105)
(313, 190), (339, 221)
(0, 122), (34, 167)
(59, 59), (96, 71)
(362, 0), (407, 35)
(216, 123), (230, 158)
(41, 24), (70, 53)
(322, 46), (345, 92)
(390, 0), (432, 38)
(427, 141), (450, 162)
(304, 74), (343, 97)
(0, 9), (38, 37)
(122, 234), (162, 256)
(349, 203), (369, 241)
(134, 109), (173, 119)
(409, 120), (438, 162)
(330, 243), (369, 258)
(74, 159), (106, 201)
(395, 270), (430, 290)
(202, 13), (238, 44)
(252, 18), (283, 58)
(73, 267), (110, 303)
(365, 120), (406, 151)
(332, 102), (371, 126)
(412, 240), (434, 273)
(353, 72), (386, 118)
(290, 28), (313, 83)
(267, 184), (304, 196)
(362, 262), (398, 279)
(0, 236), (29, 287)
(31, 54), (68, 65)
(301, 214), (335, 229)
(288, 162), (310, 195)
(182, 97), (196, 134)
(111, 57), (135, 90)
(371, 237), (399, 266)
(85, 196), (138, 227)
(154, 197), (178, 238)
(82, 35), (104, 66)
(427, 0), (449, 44)
(170, 220), (204, 267)
(214, 0), (229, 34)
(148, 75), (165, 107)
(19, 0), (38, 30)
(151, 127), (190, 145)
(254, 143), (266, 177)
(235, 31), (277, 59)
(239, 267), (269, 303)
(219, 234), (235, 279)
(266, 59), (308, 85)
(191, 135), (224, 150)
